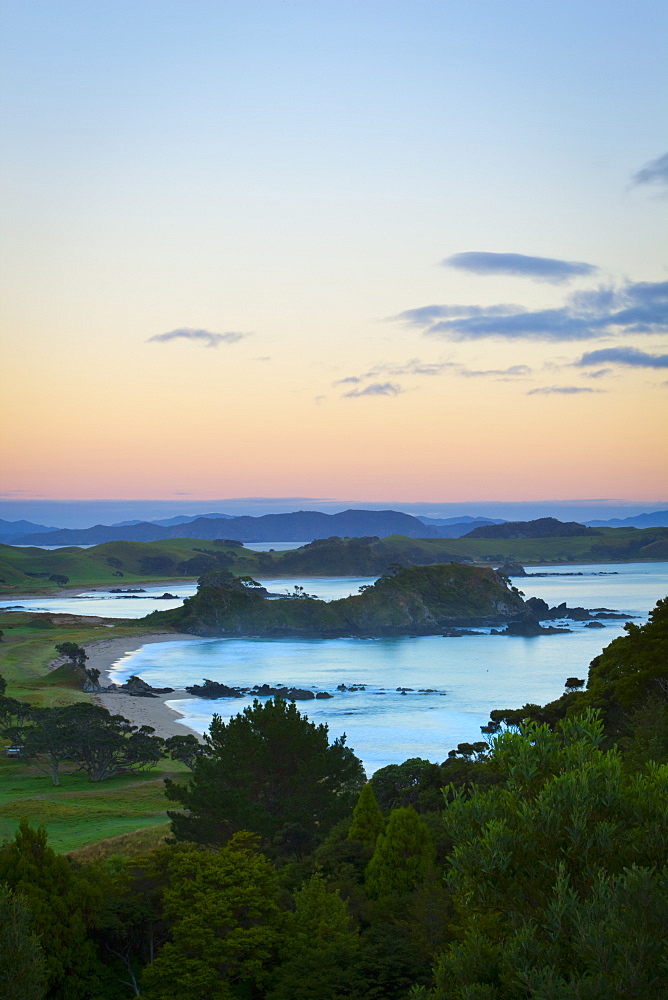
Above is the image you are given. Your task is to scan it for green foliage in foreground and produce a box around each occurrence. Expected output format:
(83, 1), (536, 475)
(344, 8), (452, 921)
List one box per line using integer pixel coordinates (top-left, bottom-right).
(0, 821), (103, 1000)
(425, 713), (668, 999)
(140, 833), (281, 1000)
(0, 881), (46, 1000)
(1, 704), (667, 1000)
(166, 697), (366, 850)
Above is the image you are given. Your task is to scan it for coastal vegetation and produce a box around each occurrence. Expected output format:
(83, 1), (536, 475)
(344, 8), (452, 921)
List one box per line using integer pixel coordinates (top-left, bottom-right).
(2, 523), (667, 596)
(0, 598), (666, 997)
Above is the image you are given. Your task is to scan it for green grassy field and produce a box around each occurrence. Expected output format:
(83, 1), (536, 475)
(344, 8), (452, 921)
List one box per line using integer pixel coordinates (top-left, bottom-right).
(0, 610), (188, 854)
(0, 757), (182, 854)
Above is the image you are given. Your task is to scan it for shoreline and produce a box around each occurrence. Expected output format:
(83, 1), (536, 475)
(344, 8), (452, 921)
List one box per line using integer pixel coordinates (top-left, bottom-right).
(85, 632), (205, 740)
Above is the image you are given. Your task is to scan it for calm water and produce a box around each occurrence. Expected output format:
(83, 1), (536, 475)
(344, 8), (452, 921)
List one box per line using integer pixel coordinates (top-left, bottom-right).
(98, 562), (667, 776)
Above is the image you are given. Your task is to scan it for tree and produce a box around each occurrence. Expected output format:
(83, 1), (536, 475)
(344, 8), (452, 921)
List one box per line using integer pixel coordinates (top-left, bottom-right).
(54, 642), (87, 668)
(365, 807), (435, 900)
(164, 733), (205, 770)
(0, 822), (102, 1000)
(49, 574), (69, 587)
(61, 703), (164, 781)
(267, 872), (359, 1000)
(166, 697), (365, 847)
(425, 712), (668, 998)
(4, 708), (73, 785)
(348, 783), (385, 847)
(140, 834), (281, 1000)
(0, 882), (46, 1000)
(370, 758), (434, 810)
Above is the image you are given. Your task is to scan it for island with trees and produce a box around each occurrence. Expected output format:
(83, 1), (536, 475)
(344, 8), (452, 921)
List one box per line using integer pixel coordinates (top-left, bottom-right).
(141, 563), (530, 637)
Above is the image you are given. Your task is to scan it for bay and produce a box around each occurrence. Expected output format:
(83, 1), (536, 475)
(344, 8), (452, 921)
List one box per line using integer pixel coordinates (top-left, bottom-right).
(105, 562), (667, 776)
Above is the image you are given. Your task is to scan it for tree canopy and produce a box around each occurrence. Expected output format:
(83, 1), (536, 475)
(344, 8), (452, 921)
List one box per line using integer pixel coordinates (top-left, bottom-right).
(166, 696), (365, 848)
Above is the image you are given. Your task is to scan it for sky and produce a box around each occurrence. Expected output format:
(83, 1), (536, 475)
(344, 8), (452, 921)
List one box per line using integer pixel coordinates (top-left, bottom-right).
(1, 0), (666, 509)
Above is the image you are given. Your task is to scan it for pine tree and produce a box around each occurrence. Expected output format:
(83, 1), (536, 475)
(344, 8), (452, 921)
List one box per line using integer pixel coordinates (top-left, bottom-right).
(347, 782), (385, 847)
(364, 807), (434, 899)
(268, 872), (359, 1000)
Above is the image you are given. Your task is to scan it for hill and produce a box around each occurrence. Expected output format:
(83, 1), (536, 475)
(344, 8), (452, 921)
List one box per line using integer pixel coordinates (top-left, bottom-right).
(143, 563), (527, 637)
(17, 508), (438, 546)
(2, 526), (668, 596)
(585, 509), (668, 528)
(465, 517), (599, 539)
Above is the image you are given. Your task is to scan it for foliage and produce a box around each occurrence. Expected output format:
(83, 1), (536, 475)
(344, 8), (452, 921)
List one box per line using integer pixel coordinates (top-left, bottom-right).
(55, 642), (87, 667)
(583, 595), (668, 712)
(370, 758), (435, 810)
(0, 822), (102, 1000)
(348, 783), (385, 846)
(140, 833), (281, 1000)
(426, 712), (668, 998)
(166, 697), (365, 847)
(164, 733), (205, 769)
(0, 882), (46, 1000)
(6, 702), (165, 783)
(267, 872), (359, 1000)
(365, 807), (435, 899)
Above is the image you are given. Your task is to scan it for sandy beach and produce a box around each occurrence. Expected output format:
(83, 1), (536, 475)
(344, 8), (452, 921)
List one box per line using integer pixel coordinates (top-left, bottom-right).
(84, 632), (204, 739)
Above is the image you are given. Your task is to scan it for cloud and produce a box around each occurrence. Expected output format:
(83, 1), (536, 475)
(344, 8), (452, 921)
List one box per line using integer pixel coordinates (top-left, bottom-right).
(148, 328), (250, 348)
(459, 364), (531, 378)
(343, 382), (403, 398)
(582, 368), (612, 379)
(391, 279), (668, 343)
(333, 376), (363, 385)
(575, 347), (668, 369)
(392, 303), (521, 326)
(442, 251), (597, 284)
(527, 386), (603, 395)
(631, 152), (668, 189)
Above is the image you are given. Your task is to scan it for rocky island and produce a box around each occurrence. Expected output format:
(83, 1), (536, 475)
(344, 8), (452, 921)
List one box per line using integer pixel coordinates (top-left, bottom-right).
(142, 563), (530, 637)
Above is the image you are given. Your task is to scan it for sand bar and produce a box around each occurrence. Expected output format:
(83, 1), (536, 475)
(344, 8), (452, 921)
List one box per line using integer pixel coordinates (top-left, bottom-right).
(85, 632), (204, 739)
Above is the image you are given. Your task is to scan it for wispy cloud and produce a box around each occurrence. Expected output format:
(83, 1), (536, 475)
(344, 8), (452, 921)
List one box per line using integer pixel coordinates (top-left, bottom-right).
(459, 365), (531, 378)
(575, 347), (668, 369)
(391, 279), (668, 343)
(336, 359), (532, 394)
(631, 152), (668, 189)
(527, 386), (603, 395)
(582, 368), (612, 379)
(148, 328), (250, 348)
(392, 304), (521, 325)
(442, 251), (597, 284)
(343, 382), (403, 398)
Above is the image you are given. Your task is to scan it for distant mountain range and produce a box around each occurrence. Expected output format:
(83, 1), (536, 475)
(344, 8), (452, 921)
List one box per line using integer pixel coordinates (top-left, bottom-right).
(7, 509), (441, 545)
(1, 507), (666, 546)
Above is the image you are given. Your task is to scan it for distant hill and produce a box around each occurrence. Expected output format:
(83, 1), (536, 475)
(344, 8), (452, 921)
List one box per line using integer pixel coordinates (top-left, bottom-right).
(17, 509), (439, 546)
(585, 510), (668, 528)
(0, 518), (58, 541)
(430, 519), (508, 538)
(464, 518), (600, 539)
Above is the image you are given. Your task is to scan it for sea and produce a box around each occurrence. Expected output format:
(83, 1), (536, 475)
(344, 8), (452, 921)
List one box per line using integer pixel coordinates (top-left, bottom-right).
(3, 560), (666, 777)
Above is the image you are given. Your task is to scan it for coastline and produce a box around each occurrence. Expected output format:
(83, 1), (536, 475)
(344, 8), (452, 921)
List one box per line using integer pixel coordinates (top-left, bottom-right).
(85, 632), (204, 740)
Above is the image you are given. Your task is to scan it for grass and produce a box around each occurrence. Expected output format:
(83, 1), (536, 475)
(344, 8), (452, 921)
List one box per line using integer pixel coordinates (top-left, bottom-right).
(0, 753), (186, 854)
(0, 610), (190, 855)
